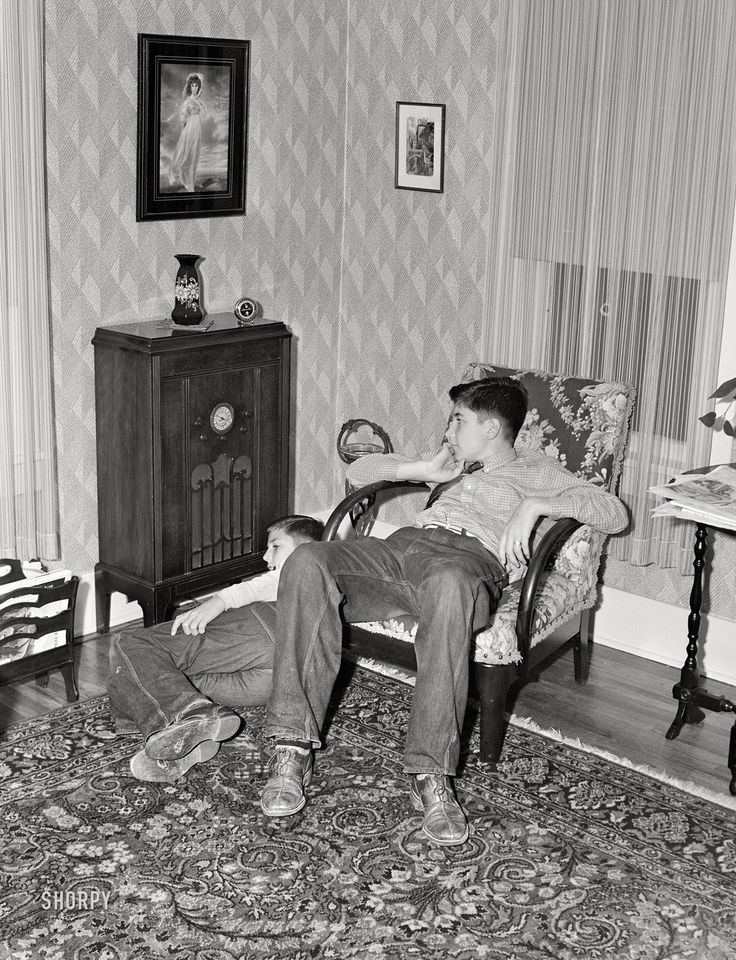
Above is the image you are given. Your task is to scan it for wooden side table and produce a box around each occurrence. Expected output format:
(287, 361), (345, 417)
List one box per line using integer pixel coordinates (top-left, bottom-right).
(662, 465), (736, 795)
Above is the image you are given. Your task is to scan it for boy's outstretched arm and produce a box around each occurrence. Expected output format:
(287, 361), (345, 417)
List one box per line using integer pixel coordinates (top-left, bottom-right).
(171, 595), (227, 636)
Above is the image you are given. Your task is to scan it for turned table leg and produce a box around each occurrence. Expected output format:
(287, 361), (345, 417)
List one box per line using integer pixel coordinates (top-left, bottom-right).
(666, 523), (707, 740)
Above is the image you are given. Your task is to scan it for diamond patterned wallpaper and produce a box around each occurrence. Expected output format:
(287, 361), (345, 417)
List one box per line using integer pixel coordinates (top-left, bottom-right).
(337, 1), (498, 528)
(45, 0), (349, 575)
(44, 0), (498, 578)
(43, 0), (735, 620)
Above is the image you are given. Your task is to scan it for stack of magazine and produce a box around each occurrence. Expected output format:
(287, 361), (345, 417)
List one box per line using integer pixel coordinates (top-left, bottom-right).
(649, 465), (736, 532)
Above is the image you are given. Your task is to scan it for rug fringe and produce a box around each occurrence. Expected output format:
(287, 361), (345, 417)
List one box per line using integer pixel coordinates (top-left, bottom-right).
(347, 652), (736, 811)
(507, 713), (736, 811)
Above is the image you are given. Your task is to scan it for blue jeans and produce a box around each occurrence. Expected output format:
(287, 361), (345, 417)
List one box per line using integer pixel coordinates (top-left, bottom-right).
(265, 527), (507, 775)
(108, 602), (277, 741)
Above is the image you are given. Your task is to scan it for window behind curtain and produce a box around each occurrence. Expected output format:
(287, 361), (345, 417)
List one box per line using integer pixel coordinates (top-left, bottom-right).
(547, 265), (699, 444)
(483, 0), (736, 569)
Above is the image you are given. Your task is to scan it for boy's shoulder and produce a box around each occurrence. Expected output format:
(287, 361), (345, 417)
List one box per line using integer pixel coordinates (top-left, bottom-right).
(514, 451), (568, 472)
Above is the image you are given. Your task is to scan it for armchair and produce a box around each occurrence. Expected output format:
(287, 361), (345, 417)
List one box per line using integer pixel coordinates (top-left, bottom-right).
(324, 362), (635, 766)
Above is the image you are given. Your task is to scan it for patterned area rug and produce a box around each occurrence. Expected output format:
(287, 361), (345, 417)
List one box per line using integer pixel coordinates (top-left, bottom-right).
(1, 664), (735, 960)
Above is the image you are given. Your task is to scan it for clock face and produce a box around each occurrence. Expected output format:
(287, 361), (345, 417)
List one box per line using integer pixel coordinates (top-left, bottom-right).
(210, 402), (235, 434)
(234, 297), (258, 323)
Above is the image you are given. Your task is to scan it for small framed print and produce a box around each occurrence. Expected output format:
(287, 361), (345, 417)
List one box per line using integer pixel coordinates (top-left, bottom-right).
(136, 33), (250, 222)
(394, 101), (446, 193)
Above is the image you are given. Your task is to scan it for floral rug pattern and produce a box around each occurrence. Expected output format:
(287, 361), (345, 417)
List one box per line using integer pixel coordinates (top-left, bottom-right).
(1, 666), (735, 960)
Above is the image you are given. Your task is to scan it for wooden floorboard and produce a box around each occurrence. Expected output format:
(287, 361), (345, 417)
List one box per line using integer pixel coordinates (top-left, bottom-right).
(1, 630), (734, 802)
(511, 640), (736, 802)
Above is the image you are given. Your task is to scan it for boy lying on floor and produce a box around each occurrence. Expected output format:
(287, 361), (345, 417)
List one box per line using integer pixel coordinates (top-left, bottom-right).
(107, 514), (324, 782)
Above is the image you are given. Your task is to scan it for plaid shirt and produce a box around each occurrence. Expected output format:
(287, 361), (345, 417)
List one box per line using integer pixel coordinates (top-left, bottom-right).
(346, 449), (628, 559)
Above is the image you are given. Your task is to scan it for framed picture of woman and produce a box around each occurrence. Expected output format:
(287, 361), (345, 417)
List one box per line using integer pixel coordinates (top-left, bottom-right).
(394, 101), (446, 193)
(136, 34), (250, 221)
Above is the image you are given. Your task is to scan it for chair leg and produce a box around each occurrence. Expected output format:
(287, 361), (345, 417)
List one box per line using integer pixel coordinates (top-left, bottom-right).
(475, 663), (518, 769)
(61, 662), (79, 703)
(573, 608), (591, 685)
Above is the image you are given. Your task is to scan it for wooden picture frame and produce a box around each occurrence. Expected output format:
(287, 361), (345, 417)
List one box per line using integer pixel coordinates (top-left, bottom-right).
(394, 101), (446, 193)
(136, 33), (250, 222)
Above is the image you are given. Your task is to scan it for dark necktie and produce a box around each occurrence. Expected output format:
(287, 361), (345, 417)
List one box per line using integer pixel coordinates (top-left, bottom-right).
(425, 460), (483, 509)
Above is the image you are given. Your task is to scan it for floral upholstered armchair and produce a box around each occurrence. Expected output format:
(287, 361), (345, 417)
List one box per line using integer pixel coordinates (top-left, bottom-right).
(323, 362), (635, 766)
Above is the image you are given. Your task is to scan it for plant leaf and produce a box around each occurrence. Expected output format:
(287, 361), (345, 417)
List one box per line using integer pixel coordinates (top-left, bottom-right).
(724, 419), (735, 437)
(708, 376), (736, 400)
(699, 412), (717, 427)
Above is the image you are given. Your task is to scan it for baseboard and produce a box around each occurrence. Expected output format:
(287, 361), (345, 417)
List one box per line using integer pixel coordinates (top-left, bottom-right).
(593, 586), (736, 686)
(73, 572), (143, 639)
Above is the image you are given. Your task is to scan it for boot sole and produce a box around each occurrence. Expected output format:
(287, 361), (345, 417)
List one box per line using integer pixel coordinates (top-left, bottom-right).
(130, 738), (220, 782)
(145, 711), (241, 760)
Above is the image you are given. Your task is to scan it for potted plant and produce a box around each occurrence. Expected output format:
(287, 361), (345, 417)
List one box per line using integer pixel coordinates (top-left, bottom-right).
(700, 378), (736, 436)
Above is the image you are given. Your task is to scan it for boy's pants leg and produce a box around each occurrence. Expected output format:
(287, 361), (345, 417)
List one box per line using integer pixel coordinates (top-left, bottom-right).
(265, 527), (506, 775)
(108, 602), (277, 741)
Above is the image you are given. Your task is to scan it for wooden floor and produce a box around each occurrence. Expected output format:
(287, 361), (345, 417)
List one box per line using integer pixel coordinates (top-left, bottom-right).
(1, 631), (734, 802)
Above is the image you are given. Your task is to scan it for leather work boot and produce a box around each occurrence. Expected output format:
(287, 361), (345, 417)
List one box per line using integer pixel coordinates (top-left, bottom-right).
(410, 774), (469, 846)
(144, 704), (241, 761)
(130, 739), (220, 782)
(260, 746), (314, 817)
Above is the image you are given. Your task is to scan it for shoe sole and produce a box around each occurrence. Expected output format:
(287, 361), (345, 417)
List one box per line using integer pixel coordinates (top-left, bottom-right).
(260, 765), (314, 818)
(145, 711), (241, 760)
(130, 738), (220, 782)
(410, 788), (469, 846)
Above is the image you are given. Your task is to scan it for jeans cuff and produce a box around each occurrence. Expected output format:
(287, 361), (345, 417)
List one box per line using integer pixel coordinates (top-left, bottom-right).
(265, 724), (321, 749)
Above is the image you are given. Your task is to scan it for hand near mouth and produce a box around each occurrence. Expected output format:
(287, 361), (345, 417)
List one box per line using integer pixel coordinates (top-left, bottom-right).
(395, 444), (465, 484)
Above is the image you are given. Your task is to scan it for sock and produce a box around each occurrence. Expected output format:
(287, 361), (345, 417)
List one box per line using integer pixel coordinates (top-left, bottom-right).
(277, 739), (312, 754)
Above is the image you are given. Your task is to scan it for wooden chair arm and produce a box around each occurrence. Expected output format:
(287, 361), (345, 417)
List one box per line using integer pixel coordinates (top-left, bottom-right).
(323, 480), (427, 541)
(515, 517), (582, 673)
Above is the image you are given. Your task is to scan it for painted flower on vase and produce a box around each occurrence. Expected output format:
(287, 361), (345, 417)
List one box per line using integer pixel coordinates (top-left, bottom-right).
(175, 277), (200, 309)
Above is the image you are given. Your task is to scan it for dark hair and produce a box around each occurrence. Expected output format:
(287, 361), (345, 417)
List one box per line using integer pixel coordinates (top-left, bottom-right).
(267, 514), (324, 543)
(448, 376), (528, 442)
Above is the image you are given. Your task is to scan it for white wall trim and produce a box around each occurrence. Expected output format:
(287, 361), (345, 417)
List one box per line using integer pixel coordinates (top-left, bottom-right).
(593, 586), (735, 685)
(73, 572), (143, 639)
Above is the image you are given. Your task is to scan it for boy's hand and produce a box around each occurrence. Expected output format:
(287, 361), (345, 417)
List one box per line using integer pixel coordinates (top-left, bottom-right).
(171, 595), (226, 636)
(395, 444), (465, 484)
(498, 498), (546, 571)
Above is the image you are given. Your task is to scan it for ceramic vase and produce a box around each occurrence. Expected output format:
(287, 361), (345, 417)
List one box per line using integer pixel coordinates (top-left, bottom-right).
(171, 254), (204, 324)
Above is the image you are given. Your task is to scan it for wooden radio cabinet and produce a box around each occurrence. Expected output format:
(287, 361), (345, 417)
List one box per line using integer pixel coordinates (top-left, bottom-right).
(92, 314), (292, 631)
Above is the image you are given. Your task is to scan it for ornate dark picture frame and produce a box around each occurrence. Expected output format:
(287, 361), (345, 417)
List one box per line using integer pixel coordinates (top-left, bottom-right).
(394, 101), (446, 193)
(136, 33), (250, 222)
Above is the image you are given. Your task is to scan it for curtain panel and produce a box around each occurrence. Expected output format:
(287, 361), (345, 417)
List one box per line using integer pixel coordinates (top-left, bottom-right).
(0, 0), (59, 559)
(483, 0), (736, 570)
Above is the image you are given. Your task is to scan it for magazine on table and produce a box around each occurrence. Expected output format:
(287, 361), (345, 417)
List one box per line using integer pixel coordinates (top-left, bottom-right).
(649, 465), (736, 531)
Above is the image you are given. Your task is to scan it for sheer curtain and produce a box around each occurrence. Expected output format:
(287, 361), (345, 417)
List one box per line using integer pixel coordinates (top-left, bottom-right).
(0, 0), (59, 559)
(484, 0), (736, 569)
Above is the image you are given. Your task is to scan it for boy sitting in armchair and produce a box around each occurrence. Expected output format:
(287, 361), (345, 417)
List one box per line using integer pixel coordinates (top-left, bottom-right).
(260, 377), (628, 845)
